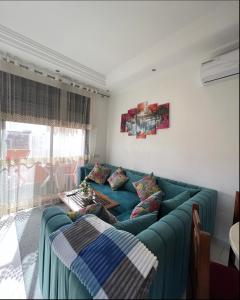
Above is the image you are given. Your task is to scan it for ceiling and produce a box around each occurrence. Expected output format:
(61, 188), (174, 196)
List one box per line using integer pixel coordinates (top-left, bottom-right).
(0, 1), (239, 90)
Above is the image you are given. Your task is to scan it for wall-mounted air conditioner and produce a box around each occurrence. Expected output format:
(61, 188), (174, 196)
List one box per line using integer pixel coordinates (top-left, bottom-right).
(200, 48), (239, 85)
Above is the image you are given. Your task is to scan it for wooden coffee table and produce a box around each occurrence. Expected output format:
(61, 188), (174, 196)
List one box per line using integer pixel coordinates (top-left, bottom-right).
(58, 189), (119, 212)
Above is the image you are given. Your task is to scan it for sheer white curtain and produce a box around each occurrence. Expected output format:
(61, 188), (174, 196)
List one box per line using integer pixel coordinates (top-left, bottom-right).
(0, 121), (86, 216)
(0, 70), (91, 217)
(52, 126), (86, 192)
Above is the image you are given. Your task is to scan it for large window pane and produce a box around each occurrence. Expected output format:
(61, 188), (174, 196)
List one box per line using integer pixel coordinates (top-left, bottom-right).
(53, 127), (85, 158)
(4, 121), (51, 162)
(52, 127), (85, 191)
(0, 121), (85, 216)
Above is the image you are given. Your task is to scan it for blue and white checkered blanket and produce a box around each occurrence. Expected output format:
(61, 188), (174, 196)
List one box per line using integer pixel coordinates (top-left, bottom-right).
(50, 214), (158, 299)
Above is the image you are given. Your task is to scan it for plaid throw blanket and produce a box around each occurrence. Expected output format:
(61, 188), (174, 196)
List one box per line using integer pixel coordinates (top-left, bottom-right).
(49, 214), (158, 299)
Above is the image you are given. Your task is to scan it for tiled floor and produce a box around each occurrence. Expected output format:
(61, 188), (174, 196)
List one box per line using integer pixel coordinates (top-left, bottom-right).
(0, 204), (66, 299)
(0, 208), (233, 299)
(0, 213), (27, 299)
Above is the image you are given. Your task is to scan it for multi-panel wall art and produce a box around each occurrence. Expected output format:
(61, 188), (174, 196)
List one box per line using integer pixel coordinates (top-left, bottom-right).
(120, 102), (169, 139)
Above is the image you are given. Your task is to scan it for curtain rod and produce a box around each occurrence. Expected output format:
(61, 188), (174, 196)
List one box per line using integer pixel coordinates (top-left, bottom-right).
(0, 51), (110, 98)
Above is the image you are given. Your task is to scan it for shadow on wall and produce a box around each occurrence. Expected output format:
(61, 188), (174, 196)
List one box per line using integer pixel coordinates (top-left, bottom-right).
(214, 191), (236, 244)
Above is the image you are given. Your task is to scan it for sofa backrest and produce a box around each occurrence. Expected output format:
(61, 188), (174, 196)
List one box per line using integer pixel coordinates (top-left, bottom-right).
(79, 164), (216, 231)
(136, 205), (192, 299)
(79, 164), (202, 199)
(135, 187), (217, 299)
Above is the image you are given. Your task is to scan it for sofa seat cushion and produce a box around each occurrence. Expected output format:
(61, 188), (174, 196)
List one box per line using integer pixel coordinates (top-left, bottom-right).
(116, 210), (132, 222)
(157, 179), (200, 200)
(90, 182), (140, 215)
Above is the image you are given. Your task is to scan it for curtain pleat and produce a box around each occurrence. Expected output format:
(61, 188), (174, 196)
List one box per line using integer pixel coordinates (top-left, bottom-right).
(0, 70), (91, 217)
(0, 70), (91, 129)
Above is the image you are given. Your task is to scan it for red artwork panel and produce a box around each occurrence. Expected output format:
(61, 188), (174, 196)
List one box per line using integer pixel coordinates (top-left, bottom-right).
(156, 103), (170, 129)
(127, 108), (137, 136)
(120, 113), (129, 132)
(145, 103), (157, 135)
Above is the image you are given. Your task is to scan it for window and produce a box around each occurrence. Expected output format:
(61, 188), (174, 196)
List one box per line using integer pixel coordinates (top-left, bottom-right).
(5, 122), (51, 161)
(0, 121), (85, 215)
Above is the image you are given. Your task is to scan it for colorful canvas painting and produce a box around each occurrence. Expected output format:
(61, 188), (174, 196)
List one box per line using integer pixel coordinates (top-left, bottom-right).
(120, 113), (129, 132)
(156, 103), (169, 129)
(145, 103), (158, 135)
(121, 102), (170, 139)
(127, 108), (137, 136)
(136, 116), (146, 139)
(137, 102), (148, 116)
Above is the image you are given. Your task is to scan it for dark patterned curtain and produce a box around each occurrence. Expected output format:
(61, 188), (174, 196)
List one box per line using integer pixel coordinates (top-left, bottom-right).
(0, 70), (91, 129)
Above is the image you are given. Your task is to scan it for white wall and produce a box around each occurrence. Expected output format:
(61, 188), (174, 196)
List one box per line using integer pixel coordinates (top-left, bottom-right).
(106, 56), (239, 243)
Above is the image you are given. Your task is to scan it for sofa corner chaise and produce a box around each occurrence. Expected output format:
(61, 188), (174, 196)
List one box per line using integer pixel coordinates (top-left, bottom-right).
(39, 164), (217, 299)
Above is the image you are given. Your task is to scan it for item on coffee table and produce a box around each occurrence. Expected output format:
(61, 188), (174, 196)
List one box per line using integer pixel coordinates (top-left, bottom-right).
(79, 179), (91, 196)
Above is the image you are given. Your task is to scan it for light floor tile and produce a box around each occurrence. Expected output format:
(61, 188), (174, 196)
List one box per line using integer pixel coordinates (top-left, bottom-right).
(218, 247), (230, 266)
(211, 237), (230, 266)
(0, 215), (26, 299)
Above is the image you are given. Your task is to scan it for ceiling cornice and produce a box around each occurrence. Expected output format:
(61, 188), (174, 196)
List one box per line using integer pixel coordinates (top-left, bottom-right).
(0, 24), (106, 88)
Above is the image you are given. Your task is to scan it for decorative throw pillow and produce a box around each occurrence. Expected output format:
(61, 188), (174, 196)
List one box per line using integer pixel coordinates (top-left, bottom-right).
(87, 163), (111, 184)
(67, 203), (117, 224)
(157, 191), (191, 219)
(107, 167), (129, 190)
(157, 178), (200, 200)
(133, 173), (161, 201)
(130, 191), (163, 219)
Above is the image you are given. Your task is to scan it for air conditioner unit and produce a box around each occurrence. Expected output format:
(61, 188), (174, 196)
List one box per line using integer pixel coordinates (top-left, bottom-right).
(201, 48), (239, 85)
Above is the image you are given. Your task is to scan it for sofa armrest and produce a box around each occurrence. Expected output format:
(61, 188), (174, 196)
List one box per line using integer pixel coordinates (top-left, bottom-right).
(113, 212), (157, 235)
(39, 206), (73, 296)
(77, 164), (94, 185)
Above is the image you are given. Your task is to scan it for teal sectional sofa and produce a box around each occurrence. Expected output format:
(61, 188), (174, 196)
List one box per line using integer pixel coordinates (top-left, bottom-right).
(39, 164), (217, 299)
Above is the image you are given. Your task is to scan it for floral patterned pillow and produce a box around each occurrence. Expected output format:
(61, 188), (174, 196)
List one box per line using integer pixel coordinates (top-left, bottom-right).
(130, 191), (162, 219)
(107, 167), (129, 190)
(87, 163), (111, 184)
(133, 173), (161, 201)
